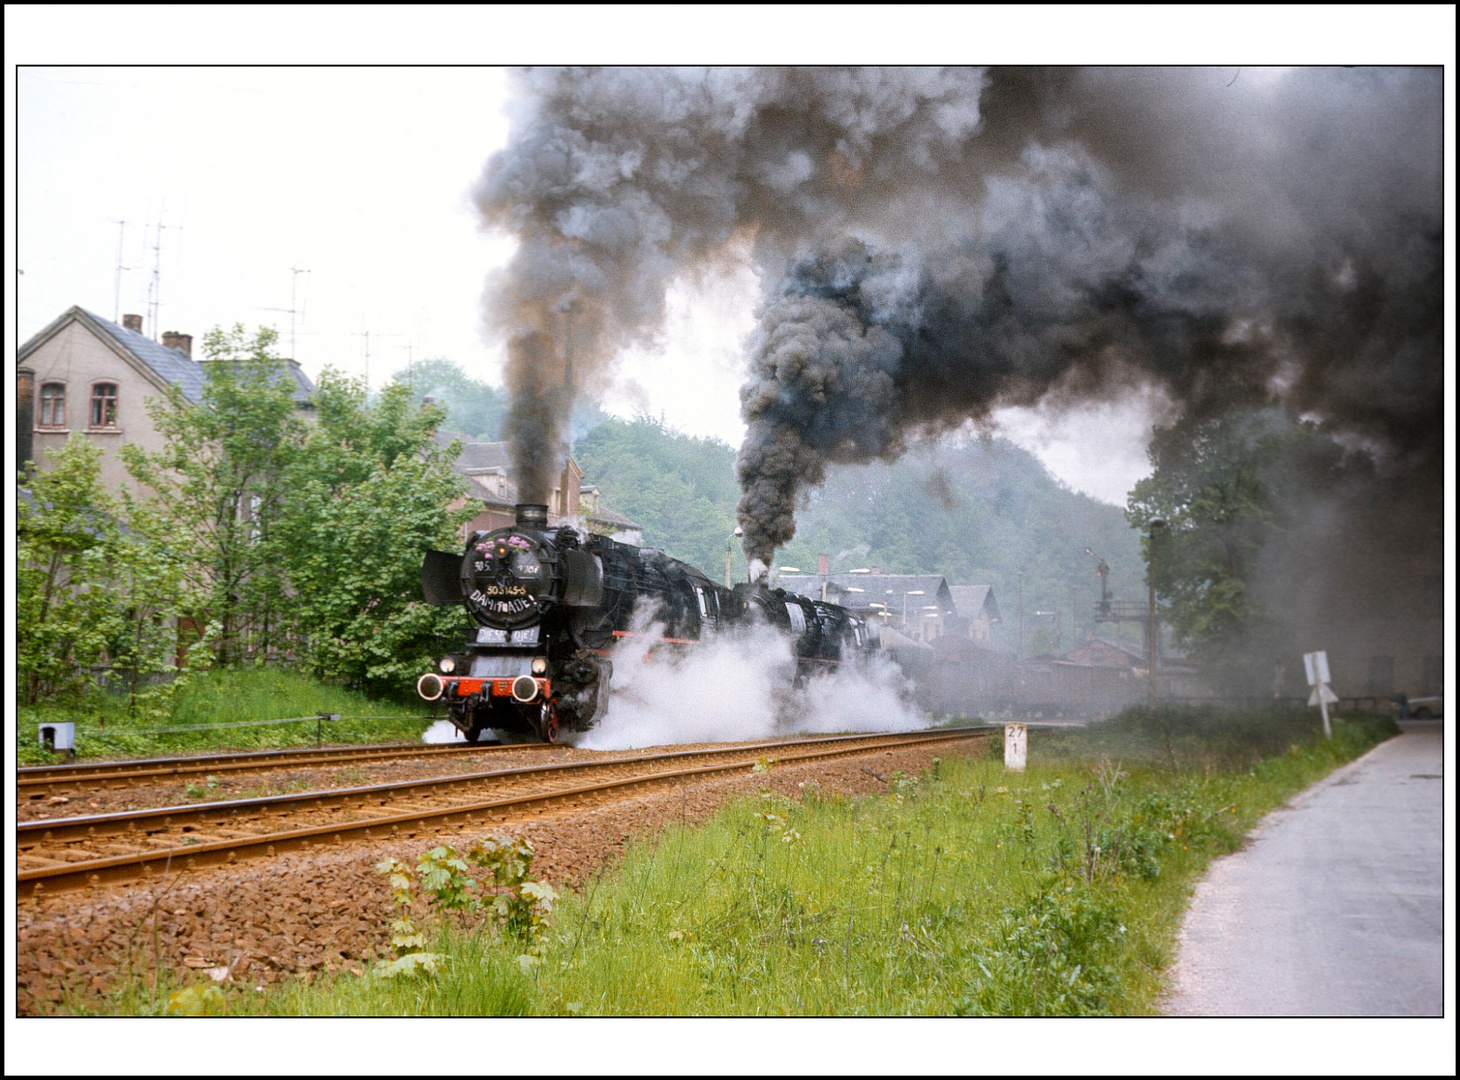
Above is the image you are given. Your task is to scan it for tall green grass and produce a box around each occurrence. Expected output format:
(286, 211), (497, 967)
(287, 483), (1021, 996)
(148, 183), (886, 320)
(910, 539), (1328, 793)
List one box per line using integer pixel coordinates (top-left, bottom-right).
(17, 666), (440, 764)
(195, 706), (1394, 1018)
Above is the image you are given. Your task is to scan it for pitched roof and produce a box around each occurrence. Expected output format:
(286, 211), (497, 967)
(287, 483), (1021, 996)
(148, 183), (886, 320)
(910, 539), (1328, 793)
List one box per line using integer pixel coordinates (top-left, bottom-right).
(18, 306), (316, 405)
(949, 584), (1002, 623)
(779, 573), (955, 612)
(432, 431), (641, 531)
(433, 431), (514, 471)
(585, 504), (641, 529)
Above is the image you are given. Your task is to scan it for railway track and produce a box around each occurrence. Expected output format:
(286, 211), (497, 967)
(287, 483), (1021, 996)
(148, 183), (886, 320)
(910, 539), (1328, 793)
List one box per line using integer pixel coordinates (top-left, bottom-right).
(17, 727), (991, 897)
(17, 739), (549, 796)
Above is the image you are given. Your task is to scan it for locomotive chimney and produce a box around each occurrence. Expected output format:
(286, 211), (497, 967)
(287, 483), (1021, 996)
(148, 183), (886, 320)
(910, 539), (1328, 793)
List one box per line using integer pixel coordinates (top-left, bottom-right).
(515, 503), (549, 528)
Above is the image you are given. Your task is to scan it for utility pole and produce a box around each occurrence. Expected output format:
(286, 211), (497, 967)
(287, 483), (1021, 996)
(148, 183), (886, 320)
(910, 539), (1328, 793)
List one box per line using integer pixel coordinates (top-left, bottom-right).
(1016, 571), (1024, 662)
(1147, 517), (1167, 713)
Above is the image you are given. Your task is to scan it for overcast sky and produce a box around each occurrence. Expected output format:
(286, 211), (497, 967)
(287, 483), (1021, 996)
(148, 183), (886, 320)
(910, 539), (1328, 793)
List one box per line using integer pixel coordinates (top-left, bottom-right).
(10, 10), (1453, 509)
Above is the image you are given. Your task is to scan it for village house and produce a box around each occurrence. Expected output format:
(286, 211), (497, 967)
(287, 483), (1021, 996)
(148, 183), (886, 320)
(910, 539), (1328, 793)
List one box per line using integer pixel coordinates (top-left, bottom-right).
(946, 585), (1002, 643)
(17, 307), (316, 495)
(18, 306), (641, 548)
(778, 572), (957, 643)
(428, 429), (642, 545)
(1064, 636), (1147, 670)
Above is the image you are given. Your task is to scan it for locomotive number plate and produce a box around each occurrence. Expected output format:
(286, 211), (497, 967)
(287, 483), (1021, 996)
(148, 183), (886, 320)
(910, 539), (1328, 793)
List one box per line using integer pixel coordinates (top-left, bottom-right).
(475, 625), (539, 645)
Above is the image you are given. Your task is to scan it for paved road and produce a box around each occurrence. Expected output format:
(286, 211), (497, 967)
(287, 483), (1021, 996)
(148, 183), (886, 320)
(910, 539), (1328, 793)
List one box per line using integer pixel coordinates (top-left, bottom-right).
(1163, 720), (1444, 1016)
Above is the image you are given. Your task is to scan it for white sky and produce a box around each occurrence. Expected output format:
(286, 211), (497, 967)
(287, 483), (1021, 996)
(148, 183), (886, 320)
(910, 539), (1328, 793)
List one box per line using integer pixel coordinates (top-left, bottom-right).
(6, 62), (1174, 504)
(11, 11), (1453, 508)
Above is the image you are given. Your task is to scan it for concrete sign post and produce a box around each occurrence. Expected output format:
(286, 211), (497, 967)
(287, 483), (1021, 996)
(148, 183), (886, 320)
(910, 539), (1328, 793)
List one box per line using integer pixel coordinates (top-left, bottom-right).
(1004, 722), (1027, 772)
(1303, 650), (1337, 739)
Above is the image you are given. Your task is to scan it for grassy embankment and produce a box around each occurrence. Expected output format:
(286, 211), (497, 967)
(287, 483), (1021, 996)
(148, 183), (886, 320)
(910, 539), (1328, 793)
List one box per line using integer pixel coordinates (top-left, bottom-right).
(147, 704), (1396, 1017)
(16, 667), (439, 766)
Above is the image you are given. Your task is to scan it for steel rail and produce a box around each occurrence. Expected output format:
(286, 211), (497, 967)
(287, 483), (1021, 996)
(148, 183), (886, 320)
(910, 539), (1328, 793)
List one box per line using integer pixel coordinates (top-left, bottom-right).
(17, 739), (550, 791)
(17, 727), (990, 897)
(19, 727), (989, 842)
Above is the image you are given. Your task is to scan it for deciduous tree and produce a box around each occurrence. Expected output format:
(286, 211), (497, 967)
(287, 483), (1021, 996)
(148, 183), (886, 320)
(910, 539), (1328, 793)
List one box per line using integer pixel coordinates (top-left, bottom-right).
(121, 324), (304, 666)
(280, 371), (474, 695)
(17, 437), (126, 702)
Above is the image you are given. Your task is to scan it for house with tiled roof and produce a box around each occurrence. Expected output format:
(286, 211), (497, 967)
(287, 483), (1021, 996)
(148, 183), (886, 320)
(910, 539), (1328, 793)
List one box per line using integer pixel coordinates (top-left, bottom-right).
(429, 429), (642, 545)
(778, 572), (956, 642)
(947, 584), (1002, 643)
(17, 306), (316, 496)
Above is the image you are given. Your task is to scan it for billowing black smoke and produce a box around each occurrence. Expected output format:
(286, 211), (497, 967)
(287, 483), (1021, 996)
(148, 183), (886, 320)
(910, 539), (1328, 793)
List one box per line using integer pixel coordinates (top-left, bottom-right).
(735, 69), (1441, 567)
(472, 67), (995, 501)
(474, 67), (1441, 573)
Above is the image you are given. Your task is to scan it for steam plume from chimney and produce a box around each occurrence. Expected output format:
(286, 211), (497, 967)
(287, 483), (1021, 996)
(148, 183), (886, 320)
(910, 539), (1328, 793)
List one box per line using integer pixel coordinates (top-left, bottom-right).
(474, 67), (1441, 566)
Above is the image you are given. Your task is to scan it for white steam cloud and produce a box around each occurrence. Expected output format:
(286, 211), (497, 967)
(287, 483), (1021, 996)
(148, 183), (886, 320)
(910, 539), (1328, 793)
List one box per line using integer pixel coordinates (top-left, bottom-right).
(577, 603), (925, 750)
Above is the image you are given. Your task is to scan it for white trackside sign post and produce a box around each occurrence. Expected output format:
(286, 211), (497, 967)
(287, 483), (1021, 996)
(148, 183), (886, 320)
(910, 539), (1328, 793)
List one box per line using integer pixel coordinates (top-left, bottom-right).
(1303, 650), (1336, 738)
(1004, 723), (1027, 771)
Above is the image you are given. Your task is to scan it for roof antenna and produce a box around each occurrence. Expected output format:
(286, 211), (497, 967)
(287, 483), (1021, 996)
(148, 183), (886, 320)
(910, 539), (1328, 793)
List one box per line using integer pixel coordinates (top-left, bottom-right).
(111, 220), (135, 323)
(260, 266), (311, 361)
(145, 206), (182, 341)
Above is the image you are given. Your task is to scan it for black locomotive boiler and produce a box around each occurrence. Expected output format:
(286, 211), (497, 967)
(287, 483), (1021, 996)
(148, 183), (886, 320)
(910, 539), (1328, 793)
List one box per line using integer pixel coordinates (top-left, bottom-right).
(417, 503), (876, 743)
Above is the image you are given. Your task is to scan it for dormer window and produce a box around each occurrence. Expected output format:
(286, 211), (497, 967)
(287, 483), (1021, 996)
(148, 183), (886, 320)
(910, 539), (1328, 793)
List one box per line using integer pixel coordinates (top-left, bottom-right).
(38, 382), (66, 427)
(90, 383), (118, 428)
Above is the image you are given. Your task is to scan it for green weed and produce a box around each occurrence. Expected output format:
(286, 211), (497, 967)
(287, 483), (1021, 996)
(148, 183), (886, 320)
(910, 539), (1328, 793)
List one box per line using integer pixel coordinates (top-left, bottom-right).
(64, 707), (1396, 1018)
(18, 666), (438, 764)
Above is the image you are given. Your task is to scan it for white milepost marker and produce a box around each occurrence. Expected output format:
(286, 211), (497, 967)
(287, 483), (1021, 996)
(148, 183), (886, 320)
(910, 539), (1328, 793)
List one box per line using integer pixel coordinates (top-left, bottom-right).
(1004, 722), (1027, 772)
(1303, 650), (1336, 738)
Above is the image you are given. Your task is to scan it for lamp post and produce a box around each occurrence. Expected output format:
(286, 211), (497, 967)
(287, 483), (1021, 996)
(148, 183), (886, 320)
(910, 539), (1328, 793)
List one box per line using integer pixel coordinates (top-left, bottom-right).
(1147, 516), (1168, 713)
(1034, 610), (1061, 653)
(902, 590), (924, 632)
(725, 526), (742, 588)
(922, 603), (941, 643)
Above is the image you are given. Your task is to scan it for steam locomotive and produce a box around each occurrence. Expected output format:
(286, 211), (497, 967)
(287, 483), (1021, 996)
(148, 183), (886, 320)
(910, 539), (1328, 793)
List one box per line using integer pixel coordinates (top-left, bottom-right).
(417, 503), (877, 742)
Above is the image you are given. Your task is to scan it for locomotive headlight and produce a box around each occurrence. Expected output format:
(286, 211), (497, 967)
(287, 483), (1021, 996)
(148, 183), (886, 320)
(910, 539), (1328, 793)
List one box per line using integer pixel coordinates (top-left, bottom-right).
(438, 657), (456, 674)
(531, 657), (547, 675)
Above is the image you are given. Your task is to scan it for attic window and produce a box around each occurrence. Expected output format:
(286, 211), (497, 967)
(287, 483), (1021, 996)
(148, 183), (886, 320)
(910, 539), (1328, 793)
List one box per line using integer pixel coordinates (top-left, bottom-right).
(90, 383), (118, 428)
(38, 383), (66, 427)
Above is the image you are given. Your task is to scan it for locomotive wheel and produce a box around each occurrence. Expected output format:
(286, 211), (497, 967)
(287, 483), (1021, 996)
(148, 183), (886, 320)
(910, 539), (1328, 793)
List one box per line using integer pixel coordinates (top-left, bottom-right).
(537, 702), (560, 744)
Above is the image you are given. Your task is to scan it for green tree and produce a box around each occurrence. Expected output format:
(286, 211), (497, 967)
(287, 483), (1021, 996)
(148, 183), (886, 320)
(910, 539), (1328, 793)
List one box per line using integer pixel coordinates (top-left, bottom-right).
(1125, 409), (1350, 680)
(279, 370), (474, 696)
(575, 418), (1147, 651)
(17, 438), (127, 703)
(574, 415), (743, 577)
(392, 356), (508, 440)
(391, 357), (609, 443)
(121, 324), (304, 666)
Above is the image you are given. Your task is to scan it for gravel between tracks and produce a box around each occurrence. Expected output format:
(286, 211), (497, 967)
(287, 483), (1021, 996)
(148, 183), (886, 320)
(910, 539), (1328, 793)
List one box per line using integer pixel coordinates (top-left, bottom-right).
(15, 736), (986, 1015)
